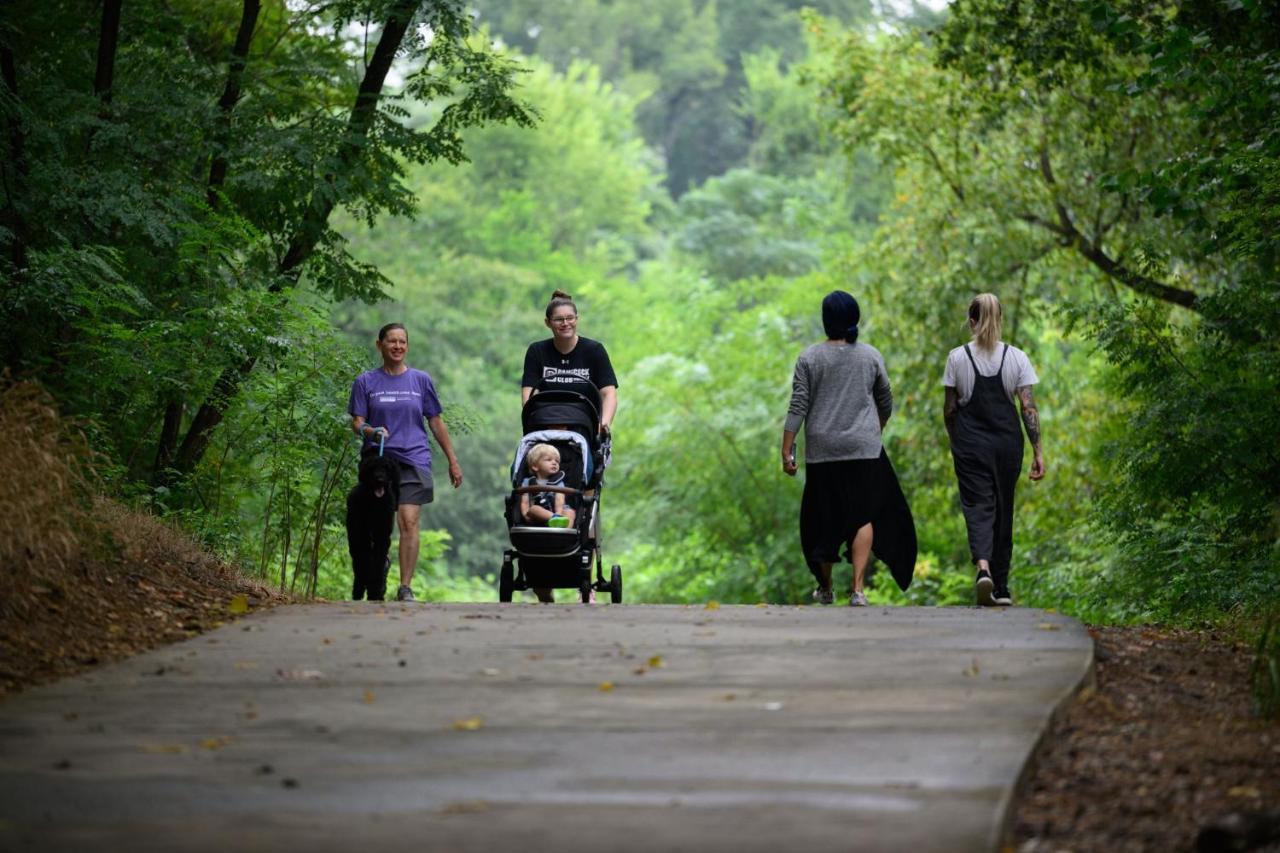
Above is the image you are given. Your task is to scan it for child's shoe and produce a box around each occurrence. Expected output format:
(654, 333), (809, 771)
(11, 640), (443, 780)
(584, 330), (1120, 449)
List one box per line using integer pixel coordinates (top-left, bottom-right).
(548, 515), (570, 528)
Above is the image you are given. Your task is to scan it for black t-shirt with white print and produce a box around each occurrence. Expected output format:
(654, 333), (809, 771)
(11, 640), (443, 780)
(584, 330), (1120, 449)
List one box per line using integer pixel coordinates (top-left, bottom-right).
(521, 336), (618, 391)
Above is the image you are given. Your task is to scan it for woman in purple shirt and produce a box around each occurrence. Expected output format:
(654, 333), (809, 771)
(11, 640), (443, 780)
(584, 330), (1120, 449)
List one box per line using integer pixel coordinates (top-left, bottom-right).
(349, 323), (463, 602)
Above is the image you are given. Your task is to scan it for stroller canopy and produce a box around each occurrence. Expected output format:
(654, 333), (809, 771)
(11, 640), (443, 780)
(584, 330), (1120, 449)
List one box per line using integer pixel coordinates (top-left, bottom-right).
(523, 375), (601, 439)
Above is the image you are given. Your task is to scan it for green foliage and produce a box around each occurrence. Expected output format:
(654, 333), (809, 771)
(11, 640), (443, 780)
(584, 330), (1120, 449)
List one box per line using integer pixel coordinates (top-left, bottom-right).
(806, 2), (1280, 622)
(0, 0), (532, 471)
(467, 0), (896, 194)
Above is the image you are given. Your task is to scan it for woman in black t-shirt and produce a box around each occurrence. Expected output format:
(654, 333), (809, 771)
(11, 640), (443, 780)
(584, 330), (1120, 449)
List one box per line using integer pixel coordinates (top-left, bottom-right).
(521, 289), (618, 433)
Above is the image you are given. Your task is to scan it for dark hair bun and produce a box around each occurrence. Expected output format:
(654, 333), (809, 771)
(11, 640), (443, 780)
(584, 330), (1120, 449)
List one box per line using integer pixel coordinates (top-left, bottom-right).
(552, 289), (572, 300)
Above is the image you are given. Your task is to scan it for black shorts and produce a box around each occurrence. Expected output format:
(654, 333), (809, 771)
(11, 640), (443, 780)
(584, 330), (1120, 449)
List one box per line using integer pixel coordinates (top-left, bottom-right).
(395, 461), (433, 506)
(363, 448), (433, 506)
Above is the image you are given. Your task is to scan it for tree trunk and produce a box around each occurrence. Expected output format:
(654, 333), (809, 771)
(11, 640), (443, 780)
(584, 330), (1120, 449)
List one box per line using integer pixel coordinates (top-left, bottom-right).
(277, 0), (418, 274)
(94, 0), (123, 103)
(153, 399), (184, 476)
(169, 0), (420, 478)
(1, 44), (29, 371)
(207, 0), (260, 204)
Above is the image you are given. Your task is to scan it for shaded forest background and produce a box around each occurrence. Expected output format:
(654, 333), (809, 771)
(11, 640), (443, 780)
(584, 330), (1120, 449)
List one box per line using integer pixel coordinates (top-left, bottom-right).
(2, 0), (1277, 632)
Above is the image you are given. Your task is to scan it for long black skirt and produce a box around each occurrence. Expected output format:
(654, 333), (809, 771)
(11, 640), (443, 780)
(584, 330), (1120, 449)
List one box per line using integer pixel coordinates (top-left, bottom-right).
(799, 449), (917, 591)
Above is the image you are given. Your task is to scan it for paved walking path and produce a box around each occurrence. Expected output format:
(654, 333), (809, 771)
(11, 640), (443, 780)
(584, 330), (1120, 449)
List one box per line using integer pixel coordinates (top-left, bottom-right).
(0, 603), (1091, 852)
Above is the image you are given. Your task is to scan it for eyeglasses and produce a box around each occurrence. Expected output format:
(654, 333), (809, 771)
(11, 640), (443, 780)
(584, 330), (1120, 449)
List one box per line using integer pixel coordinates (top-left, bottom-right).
(549, 315), (577, 325)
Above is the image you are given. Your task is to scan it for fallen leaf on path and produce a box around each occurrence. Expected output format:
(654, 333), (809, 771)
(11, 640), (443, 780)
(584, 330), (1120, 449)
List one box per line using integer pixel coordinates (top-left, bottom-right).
(704, 601), (720, 610)
(200, 736), (232, 751)
(227, 594), (249, 614)
(963, 659), (981, 677)
(1228, 786), (1261, 798)
(233, 661), (257, 670)
(598, 681), (615, 692)
(647, 655), (665, 668)
(452, 716), (484, 731)
(1036, 623), (1062, 631)
(362, 690), (376, 704)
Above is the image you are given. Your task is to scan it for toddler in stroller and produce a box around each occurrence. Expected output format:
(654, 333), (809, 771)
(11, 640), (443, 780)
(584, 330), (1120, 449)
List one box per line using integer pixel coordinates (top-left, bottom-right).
(499, 377), (621, 604)
(519, 443), (576, 528)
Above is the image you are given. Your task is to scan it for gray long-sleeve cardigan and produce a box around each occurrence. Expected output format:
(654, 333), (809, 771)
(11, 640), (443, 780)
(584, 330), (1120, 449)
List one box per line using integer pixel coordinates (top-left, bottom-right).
(784, 342), (893, 463)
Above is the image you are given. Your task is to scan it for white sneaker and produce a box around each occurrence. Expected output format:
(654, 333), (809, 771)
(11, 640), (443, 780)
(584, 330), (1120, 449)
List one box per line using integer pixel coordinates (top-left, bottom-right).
(849, 591), (869, 607)
(396, 585), (415, 602)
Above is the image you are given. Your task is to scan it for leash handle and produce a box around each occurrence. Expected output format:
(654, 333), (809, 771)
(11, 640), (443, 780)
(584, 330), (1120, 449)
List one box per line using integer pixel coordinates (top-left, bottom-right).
(362, 424), (387, 457)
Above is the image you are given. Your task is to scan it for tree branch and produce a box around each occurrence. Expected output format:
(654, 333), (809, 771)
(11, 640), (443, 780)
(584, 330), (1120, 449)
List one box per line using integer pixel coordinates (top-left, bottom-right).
(207, 0), (260, 204)
(1033, 140), (1201, 311)
(94, 0), (123, 102)
(171, 0), (420, 477)
(922, 140), (965, 202)
(278, 0), (417, 275)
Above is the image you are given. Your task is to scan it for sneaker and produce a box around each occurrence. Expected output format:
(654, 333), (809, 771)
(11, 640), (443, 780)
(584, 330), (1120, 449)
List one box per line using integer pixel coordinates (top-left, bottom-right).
(849, 591), (869, 607)
(994, 587), (1013, 607)
(395, 585), (415, 602)
(812, 587), (835, 606)
(975, 571), (995, 607)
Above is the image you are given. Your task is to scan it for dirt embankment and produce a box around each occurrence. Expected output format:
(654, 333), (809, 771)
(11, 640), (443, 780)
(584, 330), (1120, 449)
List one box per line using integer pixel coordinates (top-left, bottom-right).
(1016, 626), (1280, 852)
(0, 380), (283, 696)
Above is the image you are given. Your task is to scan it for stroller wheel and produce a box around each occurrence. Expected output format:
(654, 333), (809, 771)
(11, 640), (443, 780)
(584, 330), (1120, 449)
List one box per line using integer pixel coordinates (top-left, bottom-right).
(610, 564), (622, 604)
(499, 561), (514, 603)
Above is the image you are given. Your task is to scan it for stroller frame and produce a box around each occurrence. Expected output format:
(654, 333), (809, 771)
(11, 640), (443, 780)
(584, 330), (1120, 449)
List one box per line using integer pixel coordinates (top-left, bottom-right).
(499, 377), (621, 604)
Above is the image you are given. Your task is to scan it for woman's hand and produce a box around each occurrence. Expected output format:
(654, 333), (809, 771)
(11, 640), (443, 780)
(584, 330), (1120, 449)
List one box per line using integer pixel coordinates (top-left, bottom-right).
(781, 430), (798, 477)
(1028, 452), (1045, 481)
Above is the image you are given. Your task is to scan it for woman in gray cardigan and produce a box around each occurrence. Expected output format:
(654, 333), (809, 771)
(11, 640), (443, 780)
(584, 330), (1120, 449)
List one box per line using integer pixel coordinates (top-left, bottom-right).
(781, 291), (916, 605)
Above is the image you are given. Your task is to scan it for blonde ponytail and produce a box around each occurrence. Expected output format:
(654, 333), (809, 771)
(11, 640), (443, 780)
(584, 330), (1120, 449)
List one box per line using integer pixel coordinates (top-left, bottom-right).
(968, 293), (1002, 353)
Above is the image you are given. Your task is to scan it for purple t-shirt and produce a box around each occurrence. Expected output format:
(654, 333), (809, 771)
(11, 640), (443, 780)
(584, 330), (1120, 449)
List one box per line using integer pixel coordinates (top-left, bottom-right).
(347, 367), (443, 472)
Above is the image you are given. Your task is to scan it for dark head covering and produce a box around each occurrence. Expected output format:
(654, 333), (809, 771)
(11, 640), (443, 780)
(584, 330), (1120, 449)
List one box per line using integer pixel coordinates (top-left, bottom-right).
(821, 290), (860, 343)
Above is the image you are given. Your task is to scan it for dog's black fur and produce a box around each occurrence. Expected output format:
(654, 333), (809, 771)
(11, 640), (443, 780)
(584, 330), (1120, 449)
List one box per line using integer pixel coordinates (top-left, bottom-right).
(346, 453), (400, 600)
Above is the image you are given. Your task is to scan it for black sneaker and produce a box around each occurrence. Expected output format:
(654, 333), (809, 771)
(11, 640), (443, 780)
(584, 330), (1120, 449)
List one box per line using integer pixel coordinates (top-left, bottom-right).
(395, 585), (415, 602)
(994, 587), (1013, 607)
(811, 587), (834, 605)
(975, 571), (995, 607)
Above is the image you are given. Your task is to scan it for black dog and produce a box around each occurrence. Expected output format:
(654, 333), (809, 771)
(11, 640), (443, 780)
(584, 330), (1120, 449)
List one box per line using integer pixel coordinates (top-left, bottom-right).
(345, 453), (400, 600)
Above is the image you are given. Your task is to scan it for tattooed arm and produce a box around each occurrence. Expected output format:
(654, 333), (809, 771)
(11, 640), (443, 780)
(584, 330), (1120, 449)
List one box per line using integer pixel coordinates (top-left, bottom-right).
(943, 386), (959, 445)
(1017, 385), (1045, 480)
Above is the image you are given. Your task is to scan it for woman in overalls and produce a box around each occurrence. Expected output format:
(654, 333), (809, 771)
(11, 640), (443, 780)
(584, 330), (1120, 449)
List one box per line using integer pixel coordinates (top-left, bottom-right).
(943, 294), (1045, 606)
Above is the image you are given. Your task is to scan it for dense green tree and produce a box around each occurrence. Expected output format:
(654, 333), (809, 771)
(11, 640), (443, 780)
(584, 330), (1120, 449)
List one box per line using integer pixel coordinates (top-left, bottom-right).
(468, 0), (887, 193)
(809, 3), (1280, 618)
(0, 0), (533, 488)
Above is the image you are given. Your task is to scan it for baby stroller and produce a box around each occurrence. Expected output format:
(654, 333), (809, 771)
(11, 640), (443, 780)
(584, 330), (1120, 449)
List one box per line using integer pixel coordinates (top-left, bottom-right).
(499, 375), (622, 603)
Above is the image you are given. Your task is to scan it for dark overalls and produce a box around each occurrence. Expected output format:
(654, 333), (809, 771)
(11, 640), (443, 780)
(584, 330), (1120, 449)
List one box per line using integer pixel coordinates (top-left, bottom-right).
(950, 344), (1023, 593)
